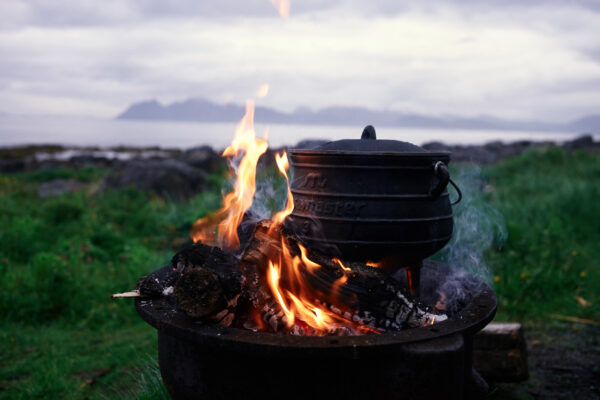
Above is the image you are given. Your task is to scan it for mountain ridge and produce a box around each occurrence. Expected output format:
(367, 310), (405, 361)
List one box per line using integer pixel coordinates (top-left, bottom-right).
(117, 98), (599, 133)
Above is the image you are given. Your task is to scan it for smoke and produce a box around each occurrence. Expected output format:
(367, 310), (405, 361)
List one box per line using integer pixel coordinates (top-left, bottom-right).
(250, 174), (279, 220)
(427, 164), (507, 314)
(435, 165), (507, 282)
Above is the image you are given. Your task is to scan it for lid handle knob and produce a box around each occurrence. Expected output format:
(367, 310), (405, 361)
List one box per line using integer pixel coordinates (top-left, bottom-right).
(361, 125), (377, 140)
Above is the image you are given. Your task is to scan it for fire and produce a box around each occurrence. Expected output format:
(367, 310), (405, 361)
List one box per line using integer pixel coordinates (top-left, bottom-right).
(270, 152), (294, 227)
(256, 83), (269, 98)
(190, 99), (378, 335)
(332, 258), (351, 272)
(365, 260), (382, 268)
(269, 0), (290, 18)
(266, 237), (375, 335)
(262, 155), (375, 334)
(190, 100), (268, 251)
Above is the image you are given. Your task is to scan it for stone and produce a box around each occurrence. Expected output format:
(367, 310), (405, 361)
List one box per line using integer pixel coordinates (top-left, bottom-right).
(101, 159), (206, 201)
(38, 179), (89, 198)
(563, 135), (595, 151)
(180, 145), (222, 172)
(472, 322), (528, 382)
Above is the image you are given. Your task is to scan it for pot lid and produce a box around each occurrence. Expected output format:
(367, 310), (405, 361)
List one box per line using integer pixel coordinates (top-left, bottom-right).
(312, 125), (427, 153)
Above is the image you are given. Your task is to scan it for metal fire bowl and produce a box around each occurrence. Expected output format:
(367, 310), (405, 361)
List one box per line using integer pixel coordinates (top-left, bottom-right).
(136, 261), (496, 400)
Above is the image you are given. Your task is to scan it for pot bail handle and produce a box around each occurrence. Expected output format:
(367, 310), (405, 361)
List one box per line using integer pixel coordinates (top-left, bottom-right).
(431, 161), (463, 205)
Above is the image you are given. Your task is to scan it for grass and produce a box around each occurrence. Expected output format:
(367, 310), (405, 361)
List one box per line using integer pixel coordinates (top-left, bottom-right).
(0, 166), (225, 399)
(483, 147), (599, 324)
(0, 147), (598, 398)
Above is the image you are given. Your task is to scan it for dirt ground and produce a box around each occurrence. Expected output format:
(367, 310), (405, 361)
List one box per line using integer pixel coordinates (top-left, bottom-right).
(489, 324), (600, 400)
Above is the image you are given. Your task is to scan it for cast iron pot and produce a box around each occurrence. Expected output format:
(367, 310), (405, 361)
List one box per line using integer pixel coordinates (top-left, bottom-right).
(287, 126), (461, 265)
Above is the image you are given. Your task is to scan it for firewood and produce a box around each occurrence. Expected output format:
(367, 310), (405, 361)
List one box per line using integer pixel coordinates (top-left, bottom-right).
(472, 322), (529, 382)
(171, 243), (244, 322)
(173, 268), (226, 318)
(240, 220), (446, 331)
(549, 314), (599, 326)
(136, 264), (180, 297)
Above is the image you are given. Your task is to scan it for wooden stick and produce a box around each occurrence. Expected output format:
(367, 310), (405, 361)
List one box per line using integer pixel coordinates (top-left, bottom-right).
(171, 243), (243, 320)
(549, 314), (599, 326)
(111, 290), (142, 298)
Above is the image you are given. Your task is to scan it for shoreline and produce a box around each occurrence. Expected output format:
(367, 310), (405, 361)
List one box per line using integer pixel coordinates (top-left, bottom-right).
(0, 134), (598, 175)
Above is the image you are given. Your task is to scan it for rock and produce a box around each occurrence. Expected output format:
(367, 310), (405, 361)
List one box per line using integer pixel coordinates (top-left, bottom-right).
(38, 179), (89, 198)
(0, 159), (25, 173)
(68, 154), (112, 168)
(180, 145), (223, 172)
(101, 159), (206, 201)
(563, 135), (595, 151)
(423, 141), (539, 165)
(422, 141), (452, 152)
(473, 322), (528, 382)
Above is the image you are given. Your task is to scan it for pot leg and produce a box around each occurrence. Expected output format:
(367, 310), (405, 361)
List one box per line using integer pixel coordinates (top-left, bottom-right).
(405, 261), (422, 298)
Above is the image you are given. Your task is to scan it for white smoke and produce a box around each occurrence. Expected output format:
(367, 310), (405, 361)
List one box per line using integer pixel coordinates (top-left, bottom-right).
(435, 164), (507, 283)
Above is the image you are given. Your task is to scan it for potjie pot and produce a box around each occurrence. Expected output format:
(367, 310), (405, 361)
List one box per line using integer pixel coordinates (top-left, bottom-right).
(287, 126), (462, 265)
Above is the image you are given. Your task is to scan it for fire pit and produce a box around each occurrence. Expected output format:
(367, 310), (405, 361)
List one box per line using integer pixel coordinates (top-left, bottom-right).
(124, 104), (498, 400)
(136, 261), (496, 400)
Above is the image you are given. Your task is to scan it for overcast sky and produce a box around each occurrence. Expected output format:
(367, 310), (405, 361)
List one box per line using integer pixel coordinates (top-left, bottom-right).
(1, 0), (599, 122)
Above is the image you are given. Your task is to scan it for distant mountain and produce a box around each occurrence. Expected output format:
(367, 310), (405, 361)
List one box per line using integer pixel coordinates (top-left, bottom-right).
(564, 115), (600, 133)
(117, 98), (599, 133)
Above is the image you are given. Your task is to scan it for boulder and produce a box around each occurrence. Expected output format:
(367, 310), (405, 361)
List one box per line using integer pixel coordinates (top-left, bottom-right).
(180, 146), (223, 172)
(0, 159), (25, 173)
(563, 135), (596, 151)
(101, 159), (206, 201)
(38, 179), (89, 198)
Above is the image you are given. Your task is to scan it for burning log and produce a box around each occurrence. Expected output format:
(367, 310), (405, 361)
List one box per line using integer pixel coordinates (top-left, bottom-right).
(171, 243), (243, 325)
(174, 268), (226, 318)
(241, 220), (446, 332)
(136, 264), (180, 297)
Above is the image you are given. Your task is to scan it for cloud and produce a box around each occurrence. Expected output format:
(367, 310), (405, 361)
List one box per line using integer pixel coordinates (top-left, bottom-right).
(0, 1), (599, 122)
(0, 0), (338, 29)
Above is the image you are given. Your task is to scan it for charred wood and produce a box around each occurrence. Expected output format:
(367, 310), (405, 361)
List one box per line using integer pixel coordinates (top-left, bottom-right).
(136, 264), (180, 297)
(170, 243), (244, 323)
(240, 220), (446, 331)
(173, 268), (226, 318)
(171, 242), (242, 297)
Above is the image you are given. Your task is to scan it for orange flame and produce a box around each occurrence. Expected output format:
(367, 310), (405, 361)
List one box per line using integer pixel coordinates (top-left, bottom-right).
(269, 0), (290, 18)
(365, 260), (382, 268)
(190, 100), (268, 251)
(190, 95), (379, 335)
(332, 257), (351, 272)
(266, 237), (375, 334)
(271, 152), (294, 227)
(256, 83), (269, 98)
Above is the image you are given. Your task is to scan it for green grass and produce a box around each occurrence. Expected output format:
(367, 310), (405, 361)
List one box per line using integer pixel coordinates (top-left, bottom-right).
(0, 148), (598, 398)
(0, 167), (224, 399)
(482, 147), (600, 323)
